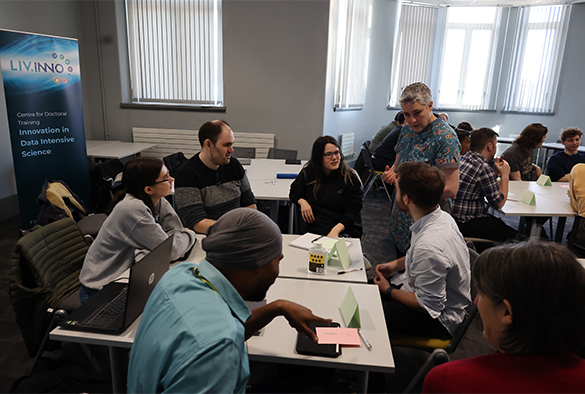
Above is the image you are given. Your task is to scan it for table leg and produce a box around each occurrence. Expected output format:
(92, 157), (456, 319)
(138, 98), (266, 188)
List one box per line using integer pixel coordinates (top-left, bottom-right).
(109, 346), (128, 394)
(269, 201), (279, 225)
(529, 220), (541, 238)
(355, 370), (369, 393)
(555, 217), (567, 243)
(288, 203), (294, 234)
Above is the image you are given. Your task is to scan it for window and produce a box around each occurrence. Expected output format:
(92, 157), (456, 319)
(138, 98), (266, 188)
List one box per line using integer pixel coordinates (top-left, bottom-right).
(125, 0), (224, 107)
(389, 4), (437, 107)
(390, 3), (571, 113)
(436, 7), (500, 110)
(504, 5), (571, 113)
(332, 0), (373, 110)
(390, 4), (500, 110)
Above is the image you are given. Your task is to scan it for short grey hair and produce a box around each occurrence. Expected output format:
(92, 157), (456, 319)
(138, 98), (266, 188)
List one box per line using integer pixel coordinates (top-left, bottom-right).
(400, 82), (433, 106)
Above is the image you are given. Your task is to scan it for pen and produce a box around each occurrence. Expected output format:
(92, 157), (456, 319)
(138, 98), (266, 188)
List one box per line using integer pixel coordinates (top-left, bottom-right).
(311, 235), (324, 243)
(337, 267), (364, 275)
(358, 328), (372, 351)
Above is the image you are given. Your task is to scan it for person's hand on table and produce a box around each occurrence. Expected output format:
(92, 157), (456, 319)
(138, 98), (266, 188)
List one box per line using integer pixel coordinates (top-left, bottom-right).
(533, 164), (543, 179)
(381, 165), (397, 184)
(279, 300), (332, 342)
(298, 199), (315, 223)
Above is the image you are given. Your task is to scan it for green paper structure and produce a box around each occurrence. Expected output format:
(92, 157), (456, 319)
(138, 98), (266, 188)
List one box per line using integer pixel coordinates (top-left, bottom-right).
(328, 239), (352, 270)
(339, 287), (361, 328)
(536, 174), (552, 186)
(520, 189), (536, 205)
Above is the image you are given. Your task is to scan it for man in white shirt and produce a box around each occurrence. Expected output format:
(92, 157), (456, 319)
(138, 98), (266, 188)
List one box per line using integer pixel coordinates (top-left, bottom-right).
(374, 162), (471, 338)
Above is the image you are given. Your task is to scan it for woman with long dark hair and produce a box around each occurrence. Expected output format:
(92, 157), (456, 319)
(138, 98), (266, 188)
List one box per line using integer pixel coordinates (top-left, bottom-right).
(79, 157), (196, 302)
(502, 123), (548, 181)
(289, 136), (363, 238)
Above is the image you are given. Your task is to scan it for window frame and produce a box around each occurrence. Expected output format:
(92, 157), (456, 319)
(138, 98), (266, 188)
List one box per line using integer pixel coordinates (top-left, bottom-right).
(124, 0), (225, 110)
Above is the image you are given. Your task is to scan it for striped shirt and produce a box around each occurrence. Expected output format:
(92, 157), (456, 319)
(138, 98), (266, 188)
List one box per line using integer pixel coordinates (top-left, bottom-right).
(174, 153), (256, 229)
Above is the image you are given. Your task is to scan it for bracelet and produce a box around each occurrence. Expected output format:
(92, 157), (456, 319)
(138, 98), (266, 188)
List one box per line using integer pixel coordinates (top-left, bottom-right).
(385, 284), (399, 298)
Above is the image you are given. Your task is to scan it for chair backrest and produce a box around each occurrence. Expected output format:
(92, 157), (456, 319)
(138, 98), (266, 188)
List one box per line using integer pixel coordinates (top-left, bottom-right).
(445, 303), (478, 354)
(92, 158), (125, 213)
(468, 247), (480, 299)
(163, 152), (188, 178)
(567, 216), (585, 258)
(9, 217), (89, 357)
(36, 180), (88, 226)
(404, 348), (450, 393)
(360, 143), (376, 170)
(268, 148), (297, 160)
(232, 147), (256, 159)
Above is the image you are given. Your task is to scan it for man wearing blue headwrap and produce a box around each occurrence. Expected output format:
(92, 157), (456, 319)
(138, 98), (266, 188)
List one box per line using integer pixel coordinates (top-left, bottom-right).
(128, 208), (330, 393)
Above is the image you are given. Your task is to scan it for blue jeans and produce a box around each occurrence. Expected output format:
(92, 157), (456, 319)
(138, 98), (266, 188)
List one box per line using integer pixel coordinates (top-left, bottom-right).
(79, 284), (99, 304)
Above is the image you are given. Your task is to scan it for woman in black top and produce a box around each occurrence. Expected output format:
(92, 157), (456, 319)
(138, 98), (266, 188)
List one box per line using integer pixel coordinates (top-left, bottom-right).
(290, 136), (363, 238)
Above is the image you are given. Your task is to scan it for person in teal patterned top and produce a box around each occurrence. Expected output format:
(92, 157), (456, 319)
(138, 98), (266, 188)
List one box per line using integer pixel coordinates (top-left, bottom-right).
(382, 83), (461, 253)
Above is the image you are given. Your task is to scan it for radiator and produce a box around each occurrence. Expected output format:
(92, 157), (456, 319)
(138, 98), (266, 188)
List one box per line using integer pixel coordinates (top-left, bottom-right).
(132, 127), (275, 159)
(339, 132), (355, 160)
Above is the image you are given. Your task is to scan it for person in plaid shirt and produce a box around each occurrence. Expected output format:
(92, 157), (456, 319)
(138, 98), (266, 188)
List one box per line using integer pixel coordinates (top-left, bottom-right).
(452, 128), (519, 244)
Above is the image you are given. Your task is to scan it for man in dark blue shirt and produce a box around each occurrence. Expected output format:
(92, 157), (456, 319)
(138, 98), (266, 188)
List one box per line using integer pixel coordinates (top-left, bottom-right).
(547, 127), (585, 182)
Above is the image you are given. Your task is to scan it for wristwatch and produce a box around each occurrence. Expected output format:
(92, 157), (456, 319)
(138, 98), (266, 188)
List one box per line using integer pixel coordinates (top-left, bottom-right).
(386, 284), (400, 298)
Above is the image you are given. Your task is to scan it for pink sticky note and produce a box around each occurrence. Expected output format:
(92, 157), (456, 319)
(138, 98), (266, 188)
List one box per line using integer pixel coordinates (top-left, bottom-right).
(316, 327), (361, 346)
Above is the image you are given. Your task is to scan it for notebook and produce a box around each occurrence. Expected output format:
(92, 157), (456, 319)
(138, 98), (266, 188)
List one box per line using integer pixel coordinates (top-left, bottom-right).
(61, 236), (173, 333)
(288, 232), (352, 251)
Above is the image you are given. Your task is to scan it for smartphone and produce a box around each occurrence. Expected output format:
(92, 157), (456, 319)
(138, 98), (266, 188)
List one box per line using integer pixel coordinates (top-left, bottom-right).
(295, 321), (342, 358)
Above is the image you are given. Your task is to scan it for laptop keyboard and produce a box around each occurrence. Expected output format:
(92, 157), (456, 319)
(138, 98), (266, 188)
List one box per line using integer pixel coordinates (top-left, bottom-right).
(81, 286), (128, 329)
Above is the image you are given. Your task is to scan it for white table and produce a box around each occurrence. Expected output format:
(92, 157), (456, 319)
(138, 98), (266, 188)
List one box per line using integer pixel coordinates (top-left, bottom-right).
(86, 140), (158, 160)
(50, 277), (392, 393)
(500, 181), (574, 241)
(186, 234), (368, 283)
(245, 159), (306, 233)
(246, 277), (394, 392)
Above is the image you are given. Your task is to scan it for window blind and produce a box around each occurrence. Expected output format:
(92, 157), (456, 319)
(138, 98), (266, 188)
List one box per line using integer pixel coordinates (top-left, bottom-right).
(504, 5), (571, 113)
(125, 0), (223, 106)
(333, 0), (373, 110)
(389, 4), (437, 107)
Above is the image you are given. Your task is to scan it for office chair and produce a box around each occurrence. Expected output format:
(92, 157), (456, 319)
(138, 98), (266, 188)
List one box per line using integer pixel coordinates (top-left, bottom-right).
(403, 348), (450, 393)
(232, 147), (256, 159)
(567, 216), (585, 257)
(390, 247), (479, 353)
(360, 143), (392, 202)
(268, 148), (298, 160)
(9, 217), (88, 372)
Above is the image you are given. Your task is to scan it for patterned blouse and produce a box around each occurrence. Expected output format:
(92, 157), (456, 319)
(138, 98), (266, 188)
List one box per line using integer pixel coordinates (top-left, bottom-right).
(389, 117), (460, 252)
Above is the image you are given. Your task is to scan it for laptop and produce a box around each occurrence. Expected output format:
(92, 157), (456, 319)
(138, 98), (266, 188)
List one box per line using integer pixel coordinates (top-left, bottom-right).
(61, 236), (173, 333)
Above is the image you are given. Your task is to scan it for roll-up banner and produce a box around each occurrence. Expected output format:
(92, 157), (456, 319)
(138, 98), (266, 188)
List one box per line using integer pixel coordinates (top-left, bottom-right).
(0, 29), (90, 229)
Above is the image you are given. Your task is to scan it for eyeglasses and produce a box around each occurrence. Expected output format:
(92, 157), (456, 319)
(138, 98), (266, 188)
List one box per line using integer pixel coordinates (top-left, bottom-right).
(323, 150), (341, 159)
(153, 174), (172, 185)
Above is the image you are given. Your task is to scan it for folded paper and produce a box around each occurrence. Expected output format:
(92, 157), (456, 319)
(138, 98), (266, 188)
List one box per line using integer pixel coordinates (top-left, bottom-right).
(536, 174), (552, 186)
(520, 189), (536, 205)
(339, 287), (361, 328)
(327, 239), (352, 270)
